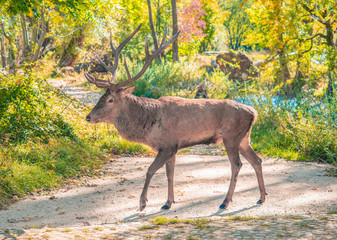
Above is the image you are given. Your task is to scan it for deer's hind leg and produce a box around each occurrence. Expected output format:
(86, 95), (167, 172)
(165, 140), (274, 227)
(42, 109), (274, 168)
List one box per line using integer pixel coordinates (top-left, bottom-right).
(220, 143), (242, 209)
(239, 134), (267, 204)
(161, 155), (176, 210)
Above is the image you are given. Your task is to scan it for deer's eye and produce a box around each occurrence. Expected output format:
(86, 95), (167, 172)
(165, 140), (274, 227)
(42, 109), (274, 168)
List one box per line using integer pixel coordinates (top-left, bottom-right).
(108, 99), (113, 103)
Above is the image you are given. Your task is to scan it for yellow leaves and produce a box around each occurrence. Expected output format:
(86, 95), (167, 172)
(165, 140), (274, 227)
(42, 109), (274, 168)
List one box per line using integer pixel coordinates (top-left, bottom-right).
(29, 9), (34, 17)
(223, 10), (232, 21)
(175, 189), (185, 196)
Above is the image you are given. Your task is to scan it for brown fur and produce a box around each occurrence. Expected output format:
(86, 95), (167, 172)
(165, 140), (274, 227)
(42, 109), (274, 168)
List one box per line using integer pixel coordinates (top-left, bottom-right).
(86, 86), (267, 211)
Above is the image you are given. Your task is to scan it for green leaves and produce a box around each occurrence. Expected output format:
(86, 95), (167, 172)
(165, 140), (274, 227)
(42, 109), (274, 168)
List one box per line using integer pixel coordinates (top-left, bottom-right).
(0, 74), (76, 142)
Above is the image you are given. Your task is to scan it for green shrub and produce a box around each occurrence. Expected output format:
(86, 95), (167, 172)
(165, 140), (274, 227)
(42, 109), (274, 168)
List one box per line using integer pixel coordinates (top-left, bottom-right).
(0, 74), (76, 142)
(251, 94), (337, 166)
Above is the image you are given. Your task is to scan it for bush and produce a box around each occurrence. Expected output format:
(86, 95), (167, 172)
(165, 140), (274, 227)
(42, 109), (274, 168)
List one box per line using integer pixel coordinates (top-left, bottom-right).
(0, 74), (76, 142)
(251, 94), (337, 166)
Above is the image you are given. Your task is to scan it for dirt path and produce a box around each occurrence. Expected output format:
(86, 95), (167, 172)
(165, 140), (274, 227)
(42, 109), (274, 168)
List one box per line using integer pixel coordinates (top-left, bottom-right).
(1, 154), (336, 228)
(1, 79), (336, 238)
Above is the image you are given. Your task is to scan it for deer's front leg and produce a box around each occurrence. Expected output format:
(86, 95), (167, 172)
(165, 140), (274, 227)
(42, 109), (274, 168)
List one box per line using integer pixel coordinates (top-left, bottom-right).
(161, 155), (176, 210)
(140, 148), (177, 211)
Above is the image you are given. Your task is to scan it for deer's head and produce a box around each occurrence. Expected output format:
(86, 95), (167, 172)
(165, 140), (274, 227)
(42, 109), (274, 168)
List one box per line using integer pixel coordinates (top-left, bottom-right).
(84, 25), (180, 124)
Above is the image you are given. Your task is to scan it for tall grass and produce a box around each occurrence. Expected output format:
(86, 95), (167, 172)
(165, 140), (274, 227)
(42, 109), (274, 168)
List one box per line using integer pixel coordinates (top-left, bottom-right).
(249, 94), (337, 165)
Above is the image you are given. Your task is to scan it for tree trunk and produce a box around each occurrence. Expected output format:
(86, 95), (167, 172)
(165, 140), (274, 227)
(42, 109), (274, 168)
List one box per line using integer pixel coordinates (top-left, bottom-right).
(147, 0), (161, 62)
(171, 0), (179, 62)
(31, 12), (47, 63)
(20, 13), (31, 63)
(277, 35), (290, 84)
(0, 35), (6, 69)
(58, 27), (86, 67)
(325, 23), (335, 98)
(8, 37), (15, 74)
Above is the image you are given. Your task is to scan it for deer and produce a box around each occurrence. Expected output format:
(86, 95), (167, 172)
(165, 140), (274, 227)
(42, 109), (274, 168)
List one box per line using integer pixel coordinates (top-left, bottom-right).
(84, 24), (267, 211)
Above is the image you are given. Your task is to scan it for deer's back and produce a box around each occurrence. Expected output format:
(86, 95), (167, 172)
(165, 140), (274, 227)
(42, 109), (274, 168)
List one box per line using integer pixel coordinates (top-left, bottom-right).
(147, 97), (256, 150)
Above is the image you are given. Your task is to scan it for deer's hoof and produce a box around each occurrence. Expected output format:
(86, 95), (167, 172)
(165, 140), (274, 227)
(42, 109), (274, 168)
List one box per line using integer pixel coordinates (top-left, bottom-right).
(161, 205), (171, 210)
(256, 199), (264, 204)
(139, 205), (146, 212)
(219, 203), (227, 209)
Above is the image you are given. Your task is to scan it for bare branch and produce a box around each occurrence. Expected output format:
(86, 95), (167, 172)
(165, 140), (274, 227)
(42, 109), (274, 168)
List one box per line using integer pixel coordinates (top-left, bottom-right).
(301, 3), (327, 25)
(0, 22), (9, 40)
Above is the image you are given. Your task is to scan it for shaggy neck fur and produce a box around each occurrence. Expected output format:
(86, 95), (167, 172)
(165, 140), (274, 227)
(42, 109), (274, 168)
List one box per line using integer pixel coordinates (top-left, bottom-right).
(113, 94), (160, 143)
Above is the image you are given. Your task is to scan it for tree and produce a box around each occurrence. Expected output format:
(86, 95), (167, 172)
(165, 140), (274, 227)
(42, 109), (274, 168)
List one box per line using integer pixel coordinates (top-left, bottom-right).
(199, 0), (223, 52)
(300, 0), (337, 97)
(58, 26), (87, 67)
(171, 0), (179, 62)
(0, 0), (119, 70)
(222, 0), (252, 50)
(178, 0), (207, 55)
(0, 35), (6, 68)
(146, 0), (161, 62)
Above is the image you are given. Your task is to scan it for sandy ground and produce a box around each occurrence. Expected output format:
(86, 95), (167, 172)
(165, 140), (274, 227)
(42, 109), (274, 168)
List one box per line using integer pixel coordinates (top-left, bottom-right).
(1, 154), (336, 229)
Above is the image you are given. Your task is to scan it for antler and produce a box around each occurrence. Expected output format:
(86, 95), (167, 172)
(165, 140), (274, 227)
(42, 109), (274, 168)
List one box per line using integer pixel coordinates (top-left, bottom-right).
(84, 24), (142, 88)
(115, 27), (180, 89)
(84, 25), (180, 90)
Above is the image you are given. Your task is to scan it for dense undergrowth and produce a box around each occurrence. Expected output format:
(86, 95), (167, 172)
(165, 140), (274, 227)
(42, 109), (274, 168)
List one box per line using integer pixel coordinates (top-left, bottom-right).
(0, 73), (149, 207)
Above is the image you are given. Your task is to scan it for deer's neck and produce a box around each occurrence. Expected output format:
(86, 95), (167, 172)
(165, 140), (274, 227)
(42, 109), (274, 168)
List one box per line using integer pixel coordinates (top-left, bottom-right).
(113, 95), (160, 143)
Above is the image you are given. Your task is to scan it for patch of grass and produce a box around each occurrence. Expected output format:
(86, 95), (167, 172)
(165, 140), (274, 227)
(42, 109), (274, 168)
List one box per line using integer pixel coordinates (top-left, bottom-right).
(150, 216), (209, 230)
(286, 216), (305, 220)
(168, 218), (180, 224)
(328, 210), (337, 214)
(298, 222), (315, 229)
(227, 216), (255, 221)
(93, 227), (103, 231)
(151, 216), (169, 225)
(138, 225), (156, 230)
(165, 234), (173, 240)
(187, 236), (199, 240)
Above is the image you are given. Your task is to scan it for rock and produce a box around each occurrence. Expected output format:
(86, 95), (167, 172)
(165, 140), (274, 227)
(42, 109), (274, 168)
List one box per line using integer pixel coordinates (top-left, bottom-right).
(216, 51), (259, 82)
(61, 66), (75, 75)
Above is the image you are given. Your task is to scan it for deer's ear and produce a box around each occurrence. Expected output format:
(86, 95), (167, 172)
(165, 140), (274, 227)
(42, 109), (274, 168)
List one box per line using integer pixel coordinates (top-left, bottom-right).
(121, 85), (135, 96)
